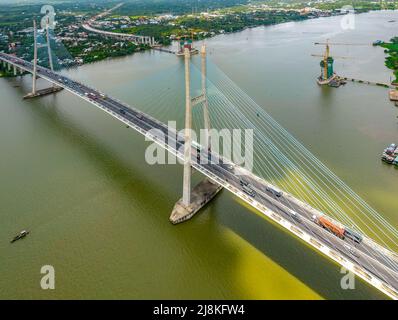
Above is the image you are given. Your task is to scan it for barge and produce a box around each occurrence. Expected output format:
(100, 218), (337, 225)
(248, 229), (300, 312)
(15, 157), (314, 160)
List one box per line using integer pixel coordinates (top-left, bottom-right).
(381, 143), (398, 166)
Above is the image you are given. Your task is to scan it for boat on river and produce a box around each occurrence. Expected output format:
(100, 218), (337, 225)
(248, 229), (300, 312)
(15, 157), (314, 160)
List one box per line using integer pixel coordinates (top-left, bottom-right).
(10, 230), (29, 243)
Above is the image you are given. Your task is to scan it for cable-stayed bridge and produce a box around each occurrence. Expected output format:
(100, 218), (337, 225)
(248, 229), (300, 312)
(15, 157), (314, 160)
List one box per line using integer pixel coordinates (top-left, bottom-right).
(1, 46), (398, 299)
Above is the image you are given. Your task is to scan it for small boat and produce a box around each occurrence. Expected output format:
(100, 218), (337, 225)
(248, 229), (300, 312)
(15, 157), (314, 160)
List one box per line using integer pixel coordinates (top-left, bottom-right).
(10, 230), (29, 243)
(384, 143), (397, 155)
(382, 155), (394, 164)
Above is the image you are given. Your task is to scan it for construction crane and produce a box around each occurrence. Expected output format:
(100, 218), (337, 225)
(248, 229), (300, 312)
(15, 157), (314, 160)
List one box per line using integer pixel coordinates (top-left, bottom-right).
(311, 39), (355, 86)
(312, 40), (336, 84)
(176, 30), (199, 56)
(311, 54), (352, 59)
(314, 42), (371, 46)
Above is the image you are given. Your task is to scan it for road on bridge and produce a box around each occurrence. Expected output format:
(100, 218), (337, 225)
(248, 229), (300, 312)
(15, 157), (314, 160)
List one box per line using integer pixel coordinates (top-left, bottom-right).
(1, 52), (397, 299)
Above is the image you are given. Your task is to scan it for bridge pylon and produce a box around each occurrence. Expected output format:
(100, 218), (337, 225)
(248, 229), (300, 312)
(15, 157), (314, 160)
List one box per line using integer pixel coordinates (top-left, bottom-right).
(201, 44), (211, 151)
(182, 47), (192, 206)
(45, 17), (54, 73)
(170, 46), (222, 224)
(24, 20), (63, 99)
(32, 20), (38, 94)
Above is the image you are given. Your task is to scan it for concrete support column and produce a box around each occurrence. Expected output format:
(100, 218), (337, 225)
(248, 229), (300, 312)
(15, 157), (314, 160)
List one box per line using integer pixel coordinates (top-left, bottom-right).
(45, 17), (56, 89)
(46, 17), (54, 72)
(13, 65), (16, 76)
(182, 48), (192, 206)
(201, 44), (211, 151)
(32, 20), (38, 94)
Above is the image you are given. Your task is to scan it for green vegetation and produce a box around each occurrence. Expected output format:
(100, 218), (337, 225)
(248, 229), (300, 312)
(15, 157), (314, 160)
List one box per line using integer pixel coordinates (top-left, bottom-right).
(108, 0), (398, 46)
(110, 10), (312, 45)
(0, 1), (150, 74)
(67, 35), (149, 63)
(114, 0), (248, 16)
(309, 0), (397, 11)
(1, 0), (398, 76)
(0, 70), (13, 77)
(381, 37), (398, 84)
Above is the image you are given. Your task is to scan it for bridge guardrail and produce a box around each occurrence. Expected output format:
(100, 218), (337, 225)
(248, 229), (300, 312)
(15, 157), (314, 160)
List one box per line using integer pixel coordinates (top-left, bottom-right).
(2, 53), (397, 300)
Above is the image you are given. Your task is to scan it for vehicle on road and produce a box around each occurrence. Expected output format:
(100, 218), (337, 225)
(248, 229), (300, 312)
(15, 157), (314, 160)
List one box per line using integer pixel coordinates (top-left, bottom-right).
(177, 135), (184, 143)
(317, 216), (345, 239)
(242, 185), (256, 197)
(225, 163), (234, 170)
(313, 215), (363, 243)
(290, 211), (302, 223)
(344, 228), (363, 244)
(10, 230), (29, 243)
(86, 92), (97, 100)
(240, 179), (249, 186)
(266, 185), (283, 197)
(120, 109), (126, 114)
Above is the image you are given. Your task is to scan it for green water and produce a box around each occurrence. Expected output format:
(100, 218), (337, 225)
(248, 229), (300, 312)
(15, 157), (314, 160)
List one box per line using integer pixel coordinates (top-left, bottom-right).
(1, 11), (398, 299)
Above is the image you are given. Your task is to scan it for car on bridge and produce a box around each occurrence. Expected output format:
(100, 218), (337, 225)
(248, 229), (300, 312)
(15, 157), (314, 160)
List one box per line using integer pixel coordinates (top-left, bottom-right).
(290, 211), (302, 223)
(266, 185), (283, 197)
(344, 228), (363, 244)
(240, 179), (249, 186)
(242, 185), (256, 197)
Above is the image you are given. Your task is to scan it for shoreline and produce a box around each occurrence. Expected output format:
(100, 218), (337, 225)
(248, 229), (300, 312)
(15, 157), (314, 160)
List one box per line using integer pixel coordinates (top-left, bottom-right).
(1, 9), (397, 79)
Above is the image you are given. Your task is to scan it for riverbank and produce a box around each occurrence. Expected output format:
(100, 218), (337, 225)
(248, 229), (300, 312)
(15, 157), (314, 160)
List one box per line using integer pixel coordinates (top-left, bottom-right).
(1, 1), (396, 73)
(381, 37), (398, 84)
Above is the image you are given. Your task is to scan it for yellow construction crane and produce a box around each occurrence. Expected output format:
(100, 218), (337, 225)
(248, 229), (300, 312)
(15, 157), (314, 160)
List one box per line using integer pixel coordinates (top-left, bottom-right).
(311, 40), (355, 85)
(314, 42), (370, 46)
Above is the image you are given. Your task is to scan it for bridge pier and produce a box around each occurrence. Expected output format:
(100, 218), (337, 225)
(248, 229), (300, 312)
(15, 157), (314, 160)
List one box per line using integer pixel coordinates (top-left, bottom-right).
(170, 178), (222, 224)
(23, 86), (64, 99)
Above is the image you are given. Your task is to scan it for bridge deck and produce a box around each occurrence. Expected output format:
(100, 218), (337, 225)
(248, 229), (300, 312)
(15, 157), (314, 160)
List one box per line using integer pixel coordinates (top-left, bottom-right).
(1, 52), (397, 299)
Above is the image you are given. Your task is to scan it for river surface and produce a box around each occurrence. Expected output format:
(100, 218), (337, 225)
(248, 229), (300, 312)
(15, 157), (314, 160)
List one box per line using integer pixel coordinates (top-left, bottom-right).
(1, 11), (398, 299)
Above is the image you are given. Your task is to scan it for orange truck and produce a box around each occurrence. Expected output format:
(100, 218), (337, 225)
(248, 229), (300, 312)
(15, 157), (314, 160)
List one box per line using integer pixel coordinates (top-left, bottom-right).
(318, 216), (345, 239)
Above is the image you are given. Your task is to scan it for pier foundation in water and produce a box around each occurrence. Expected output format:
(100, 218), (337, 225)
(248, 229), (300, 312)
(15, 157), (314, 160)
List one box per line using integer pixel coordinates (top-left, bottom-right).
(170, 178), (222, 224)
